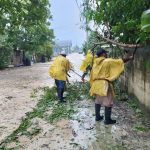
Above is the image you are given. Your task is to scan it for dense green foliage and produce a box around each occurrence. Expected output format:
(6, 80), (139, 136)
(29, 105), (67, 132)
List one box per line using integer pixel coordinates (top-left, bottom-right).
(0, 0), (54, 68)
(0, 35), (13, 69)
(141, 9), (150, 32)
(82, 0), (150, 44)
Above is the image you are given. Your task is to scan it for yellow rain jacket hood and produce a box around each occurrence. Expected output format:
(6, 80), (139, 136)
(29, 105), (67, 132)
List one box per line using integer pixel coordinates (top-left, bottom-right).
(90, 56), (124, 96)
(80, 50), (96, 72)
(49, 55), (71, 81)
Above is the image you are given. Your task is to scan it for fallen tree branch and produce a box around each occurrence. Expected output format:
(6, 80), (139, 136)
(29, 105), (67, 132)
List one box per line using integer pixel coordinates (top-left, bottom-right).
(91, 42), (108, 45)
(95, 31), (142, 48)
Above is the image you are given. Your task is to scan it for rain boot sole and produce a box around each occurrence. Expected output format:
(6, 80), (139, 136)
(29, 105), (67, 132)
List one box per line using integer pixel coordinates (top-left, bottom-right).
(104, 120), (116, 125)
(96, 116), (104, 121)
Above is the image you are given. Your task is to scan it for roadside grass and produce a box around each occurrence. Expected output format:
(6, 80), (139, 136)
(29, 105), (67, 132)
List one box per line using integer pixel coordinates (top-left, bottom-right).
(114, 81), (150, 132)
(0, 82), (90, 149)
(134, 125), (150, 132)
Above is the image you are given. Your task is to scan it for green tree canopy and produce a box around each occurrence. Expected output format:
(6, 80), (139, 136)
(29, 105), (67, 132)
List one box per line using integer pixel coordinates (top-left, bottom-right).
(141, 9), (150, 32)
(82, 0), (150, 44)
(0, 0), (54, 68)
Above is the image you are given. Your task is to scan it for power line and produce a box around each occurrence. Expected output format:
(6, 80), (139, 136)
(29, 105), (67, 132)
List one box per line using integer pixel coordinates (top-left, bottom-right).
(75, 0), (82, 14)
(74, 0), (86, 28)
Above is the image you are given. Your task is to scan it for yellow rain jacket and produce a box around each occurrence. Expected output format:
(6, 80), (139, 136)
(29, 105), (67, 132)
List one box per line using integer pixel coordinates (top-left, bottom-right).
(80, 50), (96, 72)
(90, 56), (124, 96)
(49, 55), (71, 81)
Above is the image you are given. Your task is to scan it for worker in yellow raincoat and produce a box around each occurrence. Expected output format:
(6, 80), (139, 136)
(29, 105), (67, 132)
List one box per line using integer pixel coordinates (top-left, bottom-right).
(90, 48), (133, 124)
(49, 51), (72, 103)
(80, 50), (95, 82)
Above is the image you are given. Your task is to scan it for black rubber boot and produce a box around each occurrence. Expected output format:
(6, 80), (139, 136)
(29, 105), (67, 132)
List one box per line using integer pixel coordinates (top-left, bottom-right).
(104, 107), (116, 125)
(60, 88), (66, 102)
(95, 104), (103, 121)
(58, 88), (66, 103)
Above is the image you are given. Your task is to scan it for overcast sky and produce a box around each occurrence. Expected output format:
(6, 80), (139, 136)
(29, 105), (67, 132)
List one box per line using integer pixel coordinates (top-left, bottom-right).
(50, 0), (86, 47)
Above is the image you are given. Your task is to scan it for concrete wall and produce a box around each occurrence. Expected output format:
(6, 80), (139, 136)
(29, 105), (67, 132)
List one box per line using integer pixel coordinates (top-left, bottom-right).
(120, 46), (150, 110)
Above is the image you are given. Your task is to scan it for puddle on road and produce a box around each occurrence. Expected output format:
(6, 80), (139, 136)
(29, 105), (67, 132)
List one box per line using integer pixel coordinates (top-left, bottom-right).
(69, 100), (127, 150)
(56, 99), (149, 150)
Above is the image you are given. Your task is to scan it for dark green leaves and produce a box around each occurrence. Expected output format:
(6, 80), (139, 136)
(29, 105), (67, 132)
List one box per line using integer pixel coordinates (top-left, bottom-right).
(0, 0), (54, 68)
(82, 0), (150, 44)
(141, 9), (150, 32)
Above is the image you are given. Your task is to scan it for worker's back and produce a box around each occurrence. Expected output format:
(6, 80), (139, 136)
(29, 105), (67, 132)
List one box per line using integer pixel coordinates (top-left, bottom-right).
(49, 55), (71, 81)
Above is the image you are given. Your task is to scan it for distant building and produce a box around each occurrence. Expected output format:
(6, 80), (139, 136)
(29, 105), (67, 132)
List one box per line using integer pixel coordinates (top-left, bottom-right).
(53, 40), (72, 56)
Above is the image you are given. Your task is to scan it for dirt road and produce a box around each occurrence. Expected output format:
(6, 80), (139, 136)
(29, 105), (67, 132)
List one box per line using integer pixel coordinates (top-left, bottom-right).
(0, 62), (54, 142)
(0, 53), (84, 144)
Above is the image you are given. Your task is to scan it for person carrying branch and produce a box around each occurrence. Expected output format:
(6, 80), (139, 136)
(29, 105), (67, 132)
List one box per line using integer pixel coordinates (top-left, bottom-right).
(80, 49), (96, 82)
(90, 48), (133, 125)
(49, 51), (72, 103)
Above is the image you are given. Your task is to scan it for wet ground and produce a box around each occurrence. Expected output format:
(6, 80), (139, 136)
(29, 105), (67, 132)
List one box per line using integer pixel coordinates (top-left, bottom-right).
(0, 63), (54, 142)
(0, 53), (150, 150)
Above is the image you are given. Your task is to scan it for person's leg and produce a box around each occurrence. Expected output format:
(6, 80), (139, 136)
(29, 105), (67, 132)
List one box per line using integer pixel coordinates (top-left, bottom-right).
(104, 107), (116, 125)
(104, 85), (116, 125)
(95, 103), (103, 121)
(57, 80), (66, 102)
(55, 79), (59, 96)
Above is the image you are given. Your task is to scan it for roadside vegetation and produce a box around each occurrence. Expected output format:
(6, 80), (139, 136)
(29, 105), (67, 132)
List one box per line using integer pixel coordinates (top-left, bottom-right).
(81, 0), (150, 53)
(0, 0), (54, 69)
